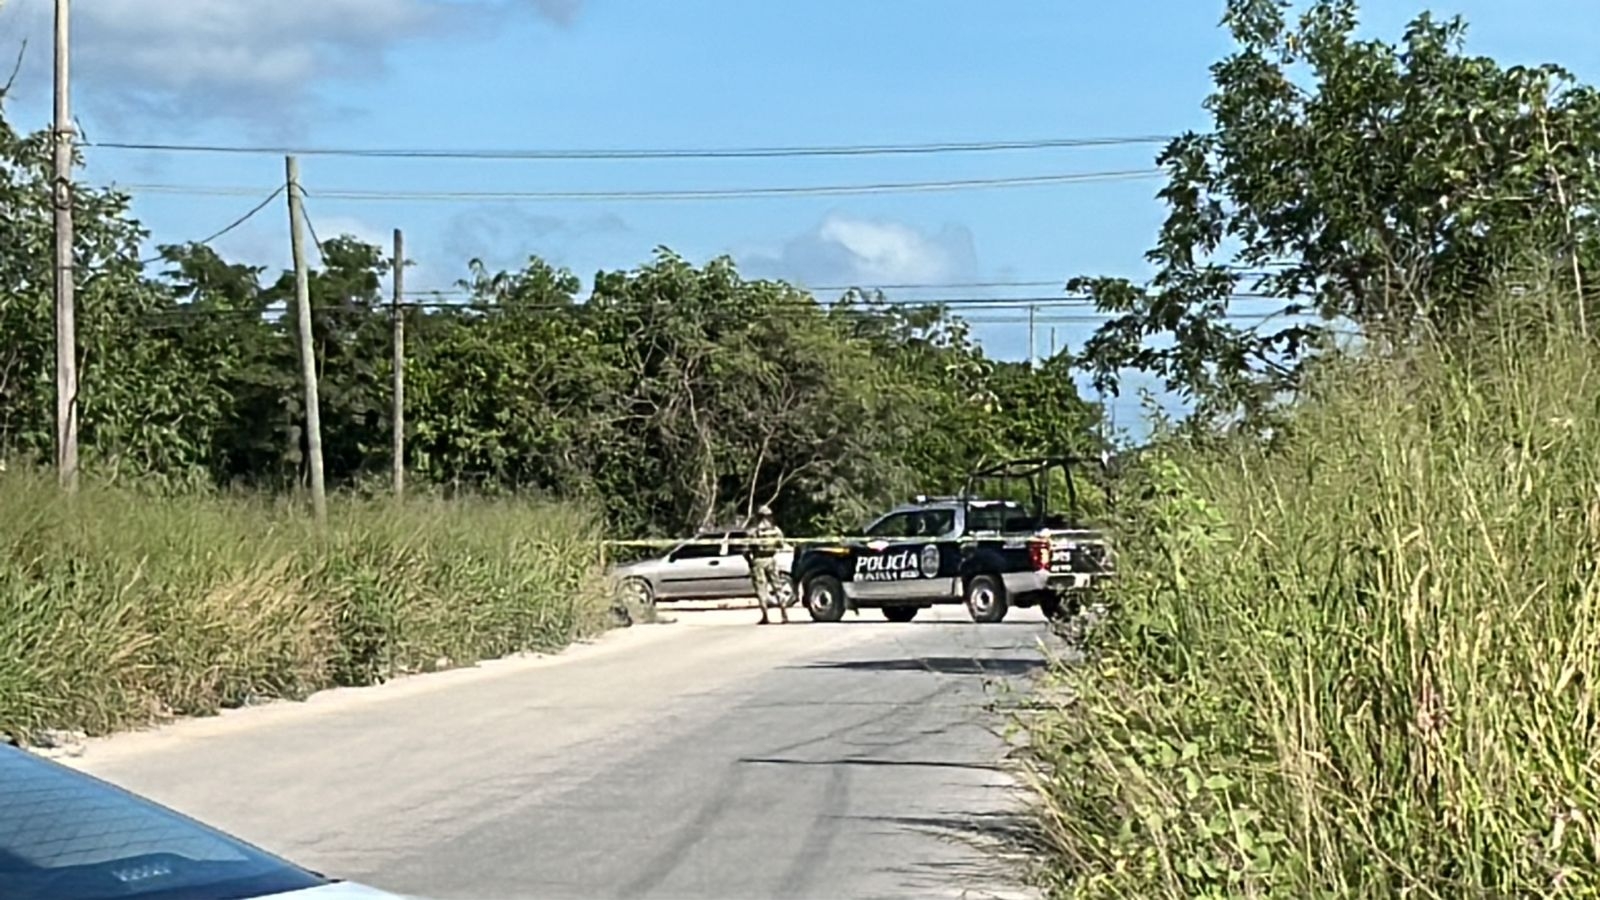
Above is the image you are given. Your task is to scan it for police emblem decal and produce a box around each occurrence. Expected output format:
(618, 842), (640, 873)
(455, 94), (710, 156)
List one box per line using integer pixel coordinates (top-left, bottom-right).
(918, 544), (940, 578)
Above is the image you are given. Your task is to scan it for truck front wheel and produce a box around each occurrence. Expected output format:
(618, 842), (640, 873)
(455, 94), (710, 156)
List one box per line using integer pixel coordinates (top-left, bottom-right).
(804, 575), (847, 623)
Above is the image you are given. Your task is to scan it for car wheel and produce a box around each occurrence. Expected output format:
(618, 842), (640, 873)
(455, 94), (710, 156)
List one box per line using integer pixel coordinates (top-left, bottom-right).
(777, 574), (800, 608)
(616, 577), (655, 608)
(964, 574), (1008, 623)
(804, 575), (846, 623)
(882, 606), (918, 623)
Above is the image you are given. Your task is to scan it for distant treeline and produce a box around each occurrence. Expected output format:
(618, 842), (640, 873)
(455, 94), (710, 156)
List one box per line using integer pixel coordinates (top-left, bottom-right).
(0, 114), (1103, 536)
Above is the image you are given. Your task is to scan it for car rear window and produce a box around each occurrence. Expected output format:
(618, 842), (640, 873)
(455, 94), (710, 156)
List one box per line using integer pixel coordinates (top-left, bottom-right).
(0, 747), (324, 900)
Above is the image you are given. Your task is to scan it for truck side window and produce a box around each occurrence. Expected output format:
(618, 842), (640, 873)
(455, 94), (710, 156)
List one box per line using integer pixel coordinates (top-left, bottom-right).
(968, 505), (1004, 532)
(866, 513), (913, 538)
(921, 509), (956, 536)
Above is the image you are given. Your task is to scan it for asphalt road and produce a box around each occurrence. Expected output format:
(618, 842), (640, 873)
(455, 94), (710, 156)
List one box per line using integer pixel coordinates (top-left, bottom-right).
(69, 604), (1059, 900)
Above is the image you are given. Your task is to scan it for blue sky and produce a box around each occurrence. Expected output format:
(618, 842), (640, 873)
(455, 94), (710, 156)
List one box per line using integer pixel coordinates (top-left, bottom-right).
(1, 0), (1596, 437)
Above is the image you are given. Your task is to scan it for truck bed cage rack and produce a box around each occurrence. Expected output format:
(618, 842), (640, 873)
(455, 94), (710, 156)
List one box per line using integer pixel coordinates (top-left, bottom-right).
(959, 454), (1105, 529)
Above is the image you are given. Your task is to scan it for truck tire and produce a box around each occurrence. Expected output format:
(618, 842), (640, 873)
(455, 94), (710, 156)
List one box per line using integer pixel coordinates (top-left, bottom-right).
(882, 606), (919, 623)
(804, 575), (847, 623)
(965, 574), (1008, 624)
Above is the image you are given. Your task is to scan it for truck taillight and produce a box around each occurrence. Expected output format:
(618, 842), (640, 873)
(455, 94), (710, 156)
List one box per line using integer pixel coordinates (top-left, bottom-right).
(1027, 537), (1051, 571)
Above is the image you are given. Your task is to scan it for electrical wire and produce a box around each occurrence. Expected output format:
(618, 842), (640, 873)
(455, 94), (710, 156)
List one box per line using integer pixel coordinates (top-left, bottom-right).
(441, 296), (1294, 311)
(298, 198), (329, 265)
(89, 134), (1177, 162)
(131, 297), (1309, 327)
(807, 279), (1066, 292)
(403, 275), (1290, 298)
(392, 293), (1109, 308)
(119, 169), (1163, 203)
(137, 186), (285, 265)
(395, 283), (1081, 298)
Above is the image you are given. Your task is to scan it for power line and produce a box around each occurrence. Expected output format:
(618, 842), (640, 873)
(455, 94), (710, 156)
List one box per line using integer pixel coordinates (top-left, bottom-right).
(119, 169), (1163, 203)
(397, 293), (1105, 308)
(298, 201), (329, 266)
(399, 282), (1080, 297)
(397, 292), (1287, 309)
(398, 280), (1077, 298)
(139, 186), (285, 265)
(807, 279), (1065, 292)
(403, 275), (1294, 298)
(131, 296), (1306, 326)
(89, 134), (1177, 162)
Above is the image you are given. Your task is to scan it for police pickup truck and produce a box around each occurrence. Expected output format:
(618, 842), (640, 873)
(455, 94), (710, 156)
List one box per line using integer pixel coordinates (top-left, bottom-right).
(789, 456), (1115, 624)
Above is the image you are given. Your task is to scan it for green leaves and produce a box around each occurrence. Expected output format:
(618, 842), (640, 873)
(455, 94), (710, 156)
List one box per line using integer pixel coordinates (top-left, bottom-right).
(1076, 0), (1600, 429)
(0, 100), (1104, 536)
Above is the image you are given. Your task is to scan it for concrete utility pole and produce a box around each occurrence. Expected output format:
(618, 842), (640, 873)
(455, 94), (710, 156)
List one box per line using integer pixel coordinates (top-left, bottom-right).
(53, 0), (77, 491)
(1027, 304), (1037, 367)
(285, 156), (327, 524)
(391, 228), (405, 501)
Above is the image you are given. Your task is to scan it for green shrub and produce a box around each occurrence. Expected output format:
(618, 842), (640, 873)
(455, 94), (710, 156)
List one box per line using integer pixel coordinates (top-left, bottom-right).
(0, 475), (607, 741)
(1025, 295), (1600, 897)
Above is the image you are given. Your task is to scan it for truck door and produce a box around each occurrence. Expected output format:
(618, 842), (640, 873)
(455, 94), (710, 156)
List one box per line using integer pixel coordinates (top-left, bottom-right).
(847, 510), (960, 601)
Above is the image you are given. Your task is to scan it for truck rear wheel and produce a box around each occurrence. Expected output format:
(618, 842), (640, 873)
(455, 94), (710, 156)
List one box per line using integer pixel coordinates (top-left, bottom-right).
(965, 574), (1008, 624)
(804, 575), (847, 623)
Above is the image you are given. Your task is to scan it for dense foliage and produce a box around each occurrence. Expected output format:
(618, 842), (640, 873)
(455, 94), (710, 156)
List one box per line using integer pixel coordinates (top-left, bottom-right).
(0, 111), (1103, 537)
(1022, 2), (1600, 896)
(1026, 290), (1600, 898)
(1074, 0), (1600, 426)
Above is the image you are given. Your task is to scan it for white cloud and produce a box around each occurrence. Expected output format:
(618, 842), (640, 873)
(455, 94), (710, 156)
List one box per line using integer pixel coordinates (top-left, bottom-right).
(84, 0), (431, 89)
(2, 0), (584, 130)
(744, 213), (979, 286)
(521, 0), (583, 26)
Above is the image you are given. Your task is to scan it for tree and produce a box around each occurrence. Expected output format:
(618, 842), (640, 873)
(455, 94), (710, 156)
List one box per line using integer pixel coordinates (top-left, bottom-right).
(0, 102), (1106, 536)
(1072, 0), (1600, 425)
(152, 243), (292, 487)
(0, 109), (215, 484)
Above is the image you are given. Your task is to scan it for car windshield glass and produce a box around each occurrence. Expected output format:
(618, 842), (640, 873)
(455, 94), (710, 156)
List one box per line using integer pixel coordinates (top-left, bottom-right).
(0, 747), (324, 900)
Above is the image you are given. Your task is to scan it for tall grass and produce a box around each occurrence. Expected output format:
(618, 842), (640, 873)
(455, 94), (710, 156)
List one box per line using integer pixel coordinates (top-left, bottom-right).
(1025, 292), (1600, 897)
(0, 476), (608, 742)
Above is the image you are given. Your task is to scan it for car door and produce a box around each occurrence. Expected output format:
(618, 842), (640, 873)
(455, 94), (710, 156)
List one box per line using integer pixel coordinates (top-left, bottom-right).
(654, 533), (731, 600)
(704, 530), (755, 598)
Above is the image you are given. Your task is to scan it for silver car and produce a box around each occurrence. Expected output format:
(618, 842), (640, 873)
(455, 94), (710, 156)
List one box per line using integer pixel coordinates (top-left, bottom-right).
(609, 529), (795, 606)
